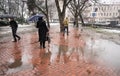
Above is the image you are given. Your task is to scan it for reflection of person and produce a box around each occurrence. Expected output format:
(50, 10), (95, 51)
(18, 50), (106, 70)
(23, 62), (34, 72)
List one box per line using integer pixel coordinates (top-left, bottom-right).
(40, 49), (51, 65)
(8, 43), (22, 68)
(36, 17), (49, 48)
(63, 17), (69, 36)
(9, 18), (21, 42)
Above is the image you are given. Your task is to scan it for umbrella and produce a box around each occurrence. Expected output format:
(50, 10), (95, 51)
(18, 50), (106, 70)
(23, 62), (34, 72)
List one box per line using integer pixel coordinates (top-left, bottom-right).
(27, 14), (44, 22)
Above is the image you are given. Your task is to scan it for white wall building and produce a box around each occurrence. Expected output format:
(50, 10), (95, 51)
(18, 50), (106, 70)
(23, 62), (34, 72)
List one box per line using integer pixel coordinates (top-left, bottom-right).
(83, 3), (120, 22)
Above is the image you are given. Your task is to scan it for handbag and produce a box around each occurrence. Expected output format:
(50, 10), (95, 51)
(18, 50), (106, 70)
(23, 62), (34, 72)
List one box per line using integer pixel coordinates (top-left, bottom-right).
(46, 33), (50, 43)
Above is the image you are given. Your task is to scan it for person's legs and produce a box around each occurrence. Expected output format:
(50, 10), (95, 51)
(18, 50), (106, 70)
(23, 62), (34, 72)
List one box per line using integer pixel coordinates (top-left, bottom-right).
(40, 40), (45, 48)
(64, 26), (69, 35)
(66, 26), (69, 35)
(62, 26), (65, 36)
(15, 28), (21, 40)
(15, 34), (21, 40)
(64, 26), (67, 35)
(12, 29), (17, 42)
(43, 41), (46, 48)
(40, 41), (43, 48)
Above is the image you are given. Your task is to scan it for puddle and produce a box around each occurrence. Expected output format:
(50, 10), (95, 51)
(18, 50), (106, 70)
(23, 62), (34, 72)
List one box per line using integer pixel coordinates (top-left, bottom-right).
(7, 64), (33, 74)
(49, 44), (85, 64)
(85, 37), (120, 70)
(101, 29), (120, 33)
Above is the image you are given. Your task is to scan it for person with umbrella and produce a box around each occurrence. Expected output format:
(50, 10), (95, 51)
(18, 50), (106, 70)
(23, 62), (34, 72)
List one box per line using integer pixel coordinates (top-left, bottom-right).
(36, 17), (49, 48)
(9, 18), (21, 42)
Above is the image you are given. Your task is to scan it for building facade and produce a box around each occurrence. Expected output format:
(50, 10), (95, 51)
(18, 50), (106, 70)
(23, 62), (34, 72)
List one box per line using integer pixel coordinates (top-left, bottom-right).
(83, 3), (120, 23)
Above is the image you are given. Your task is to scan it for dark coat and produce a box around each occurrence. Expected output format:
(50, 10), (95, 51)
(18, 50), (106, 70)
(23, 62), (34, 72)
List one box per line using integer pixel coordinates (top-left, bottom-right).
(9, 20), (18, 29)
(36, 20), (49, 41)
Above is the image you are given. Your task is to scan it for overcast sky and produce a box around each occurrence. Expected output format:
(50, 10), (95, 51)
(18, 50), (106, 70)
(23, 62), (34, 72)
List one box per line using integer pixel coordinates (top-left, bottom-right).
(100, 0), (120, 4)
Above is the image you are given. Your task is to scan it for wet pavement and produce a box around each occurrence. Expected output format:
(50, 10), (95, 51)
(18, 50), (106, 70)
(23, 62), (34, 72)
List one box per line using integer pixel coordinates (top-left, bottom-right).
(0, 24), (120, 76)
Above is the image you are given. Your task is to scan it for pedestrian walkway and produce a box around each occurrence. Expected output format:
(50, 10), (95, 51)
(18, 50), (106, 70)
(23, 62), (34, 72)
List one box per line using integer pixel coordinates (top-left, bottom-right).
(0, 25), (118, 76)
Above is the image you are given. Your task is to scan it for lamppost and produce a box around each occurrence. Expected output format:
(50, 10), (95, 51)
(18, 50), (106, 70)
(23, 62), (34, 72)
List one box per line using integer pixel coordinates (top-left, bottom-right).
(92, 4), (97, 27)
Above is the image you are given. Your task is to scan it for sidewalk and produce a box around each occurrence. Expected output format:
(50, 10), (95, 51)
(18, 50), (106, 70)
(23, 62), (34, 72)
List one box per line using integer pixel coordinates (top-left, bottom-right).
(0, 25), (118, 76)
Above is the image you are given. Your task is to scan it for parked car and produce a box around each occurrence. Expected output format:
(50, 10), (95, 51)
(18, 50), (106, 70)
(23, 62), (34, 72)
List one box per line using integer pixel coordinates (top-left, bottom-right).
(115, 24), (120, 27)
(95, 21), (110, 26)
(109, 21), (118, 27)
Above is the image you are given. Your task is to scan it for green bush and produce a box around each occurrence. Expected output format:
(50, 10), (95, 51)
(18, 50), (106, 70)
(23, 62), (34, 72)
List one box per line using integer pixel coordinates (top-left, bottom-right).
(0, 21), (9, 26)
(16, 17), (26, 24)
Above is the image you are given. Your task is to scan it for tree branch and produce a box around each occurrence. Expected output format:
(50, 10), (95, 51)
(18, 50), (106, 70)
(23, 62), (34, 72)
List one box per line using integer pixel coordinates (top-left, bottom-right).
(35, 4), (47, 16)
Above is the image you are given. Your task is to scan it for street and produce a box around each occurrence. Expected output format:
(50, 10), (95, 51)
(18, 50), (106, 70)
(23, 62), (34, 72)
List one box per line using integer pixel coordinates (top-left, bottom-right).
(0, 23), (120, 76)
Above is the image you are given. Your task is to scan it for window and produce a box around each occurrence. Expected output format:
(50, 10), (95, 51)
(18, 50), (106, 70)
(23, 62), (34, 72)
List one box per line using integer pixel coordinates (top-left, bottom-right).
(104, 13), (106, 16)
(101, 13), (103, 16)
(116, 13), (118, 16)
(106, 13), (108, 16)
(109, 13), (111, 16)
(113, 13), (115, 16)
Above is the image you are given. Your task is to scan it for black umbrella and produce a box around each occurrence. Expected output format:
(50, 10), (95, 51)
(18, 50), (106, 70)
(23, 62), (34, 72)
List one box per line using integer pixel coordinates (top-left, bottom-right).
(27, 14), (44, 22)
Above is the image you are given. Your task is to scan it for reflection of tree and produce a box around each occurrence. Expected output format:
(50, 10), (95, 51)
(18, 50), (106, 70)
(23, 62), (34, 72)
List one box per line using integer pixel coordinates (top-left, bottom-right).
(8, 43), (22, 68)
(70, 46), (85, 62)
(57, 45), (70, 63)
(90, 37), (95, 54)
(70, 27), (85, 61)
(56, 35), (70, 63)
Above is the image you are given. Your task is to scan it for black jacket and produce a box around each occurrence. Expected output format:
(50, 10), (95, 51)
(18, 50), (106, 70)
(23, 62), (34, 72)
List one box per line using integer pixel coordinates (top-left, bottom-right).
(9, 20), (18, 29)
(36, 20), (49, 41)
(36, 20), (48, 33)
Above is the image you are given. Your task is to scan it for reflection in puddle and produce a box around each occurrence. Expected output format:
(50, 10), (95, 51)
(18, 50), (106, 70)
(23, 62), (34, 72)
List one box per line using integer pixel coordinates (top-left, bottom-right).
(8, 58), (22, 68)
(50, 44), (85, 64)
(21, 49), (32, 65)
(85, 37), (120, 70)
(7, 64), (33, 74)
(7, 45), (33, 74)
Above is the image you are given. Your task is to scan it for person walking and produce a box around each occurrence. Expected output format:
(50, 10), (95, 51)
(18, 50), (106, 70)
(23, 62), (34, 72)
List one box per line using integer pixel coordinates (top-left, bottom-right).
(9, 18), (21, 42)
(36, 17), (49, 48)
(63, 17), (69, 36)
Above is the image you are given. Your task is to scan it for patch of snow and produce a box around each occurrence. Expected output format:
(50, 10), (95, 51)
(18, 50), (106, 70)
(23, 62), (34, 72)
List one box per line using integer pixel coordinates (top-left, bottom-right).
(101, 29), (120, 33)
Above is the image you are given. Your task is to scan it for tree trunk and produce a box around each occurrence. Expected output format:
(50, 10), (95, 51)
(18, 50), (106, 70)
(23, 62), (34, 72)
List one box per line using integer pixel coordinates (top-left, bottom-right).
(74, 11), (79, 28)
(46, 14), (50, 28)
(79, 13), (85, 26)
(45, 0), (50, 28)
(55, 0), (66, 32)
(59, 13), (65, 32)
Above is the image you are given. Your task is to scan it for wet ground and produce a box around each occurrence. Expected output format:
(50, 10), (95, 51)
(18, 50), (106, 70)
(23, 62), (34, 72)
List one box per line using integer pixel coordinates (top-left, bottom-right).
(0, 24), (120, 76)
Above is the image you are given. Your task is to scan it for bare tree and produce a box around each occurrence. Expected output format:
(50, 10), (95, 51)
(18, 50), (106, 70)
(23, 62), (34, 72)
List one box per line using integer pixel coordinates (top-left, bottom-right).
(68, 0), (91, 27)
(0, 0), (25, 16)
(27, 0), (36, 15)
(27, 0), (55, 28)
(68, 0), (99, 27)
(55, 0), (72, 32)
(0, 0), (8, 14)
(35, 0), (50, 28)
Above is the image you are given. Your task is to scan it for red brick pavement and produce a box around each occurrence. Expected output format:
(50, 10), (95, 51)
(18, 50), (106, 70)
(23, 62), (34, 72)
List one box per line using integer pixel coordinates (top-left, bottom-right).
(0, 25), (118, 76)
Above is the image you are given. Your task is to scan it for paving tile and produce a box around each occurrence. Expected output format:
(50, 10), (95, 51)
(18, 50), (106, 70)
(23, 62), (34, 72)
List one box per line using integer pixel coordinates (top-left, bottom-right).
(0, 25), (118, 76)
